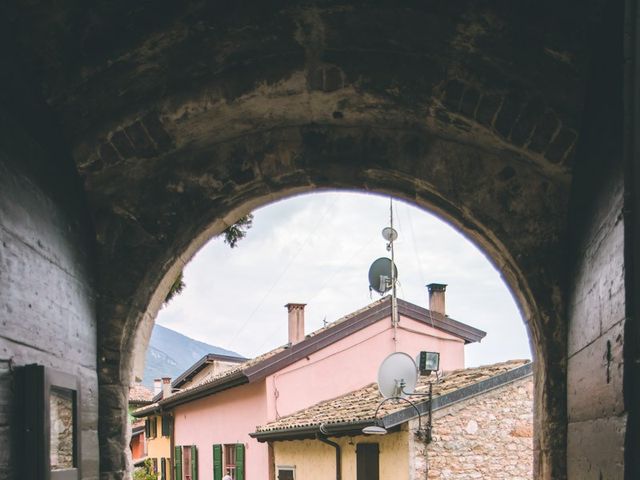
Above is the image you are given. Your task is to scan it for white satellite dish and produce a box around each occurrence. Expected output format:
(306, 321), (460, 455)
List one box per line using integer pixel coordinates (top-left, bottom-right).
(377, 352), (418, 399)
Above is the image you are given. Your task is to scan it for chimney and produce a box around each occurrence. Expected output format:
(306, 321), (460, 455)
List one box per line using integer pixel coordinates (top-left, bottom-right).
(161, 377), (172, 398)
(153, 378), (162, 396)
(427, 283), (447, 316)
(285, 303), (306, 345)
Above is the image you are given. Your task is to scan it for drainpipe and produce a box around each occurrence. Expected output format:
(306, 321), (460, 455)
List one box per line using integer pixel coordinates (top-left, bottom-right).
(317, 429), (341, 480)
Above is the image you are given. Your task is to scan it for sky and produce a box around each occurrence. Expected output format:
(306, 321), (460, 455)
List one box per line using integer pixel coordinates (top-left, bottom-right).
(156, 191), (532, 367)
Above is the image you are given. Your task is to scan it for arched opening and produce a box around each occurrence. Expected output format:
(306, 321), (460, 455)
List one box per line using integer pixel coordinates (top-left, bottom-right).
(129, 190), (534, 478)
(100, 125), (567, 477)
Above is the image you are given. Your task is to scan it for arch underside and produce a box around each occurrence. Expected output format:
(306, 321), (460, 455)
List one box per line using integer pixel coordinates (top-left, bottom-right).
(7, 2), (590, 478)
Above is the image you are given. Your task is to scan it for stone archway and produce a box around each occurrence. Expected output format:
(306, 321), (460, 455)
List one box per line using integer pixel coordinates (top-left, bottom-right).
(95, 123), (571, 479)
(1, 2), (592, 478)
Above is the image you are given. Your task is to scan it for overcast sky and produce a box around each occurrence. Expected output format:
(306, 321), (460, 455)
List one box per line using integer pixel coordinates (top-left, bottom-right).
(156, 191), (532, 367)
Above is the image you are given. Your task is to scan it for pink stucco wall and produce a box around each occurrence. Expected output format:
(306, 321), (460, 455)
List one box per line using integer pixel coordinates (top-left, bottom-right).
(173, 381), (268, 479)
(266, 314), (465, 419)
(174, 311), (466, 479)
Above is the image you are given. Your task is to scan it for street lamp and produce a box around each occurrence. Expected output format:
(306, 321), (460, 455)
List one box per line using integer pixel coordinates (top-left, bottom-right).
(362, 396), (431, 442)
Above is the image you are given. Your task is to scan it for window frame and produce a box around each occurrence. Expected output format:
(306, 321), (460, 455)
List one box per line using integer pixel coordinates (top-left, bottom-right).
(277, 465), (296, 480)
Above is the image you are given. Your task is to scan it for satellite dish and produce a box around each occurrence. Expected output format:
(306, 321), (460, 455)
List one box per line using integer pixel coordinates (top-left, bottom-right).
(368, 257), (398, 294)
(381, 227), (398, 242)
(377, 352), (418, 398)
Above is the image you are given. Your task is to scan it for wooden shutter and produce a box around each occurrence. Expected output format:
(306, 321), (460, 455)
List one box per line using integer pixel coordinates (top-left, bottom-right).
(174, 446), (182, 480)
(161, 457), (166, 479)
(190, 445), (198, 480)
(145, 419), (150, 437)
(356, 443), (379, 480)
(151, 416), (157, 437)
(235, 444), (245, 480)
(162, 414), (172, 437)
(212, 444), (223, 480)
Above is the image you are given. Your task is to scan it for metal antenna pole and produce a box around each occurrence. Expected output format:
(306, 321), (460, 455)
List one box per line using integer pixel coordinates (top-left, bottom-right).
(390, 198), (399, 335)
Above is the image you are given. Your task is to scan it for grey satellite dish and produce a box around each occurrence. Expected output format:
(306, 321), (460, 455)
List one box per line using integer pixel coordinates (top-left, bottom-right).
(377, 352), (418, 398)
(381, 227), (398, 242)
(368, 257), (398, 294)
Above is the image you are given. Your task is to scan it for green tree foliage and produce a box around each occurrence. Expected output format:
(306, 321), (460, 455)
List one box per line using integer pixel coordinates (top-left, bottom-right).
(163, 214), (254, 304)
(133, 459), (158, 480)
(222, 214), (254, 248)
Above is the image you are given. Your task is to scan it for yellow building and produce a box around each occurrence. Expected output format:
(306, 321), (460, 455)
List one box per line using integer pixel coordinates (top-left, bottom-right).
(133, 378), (175, 479)
(252, 360), (533, 480)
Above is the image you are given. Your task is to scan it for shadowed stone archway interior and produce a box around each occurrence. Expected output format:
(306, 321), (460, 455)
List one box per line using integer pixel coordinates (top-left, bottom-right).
(0, 1), (634, 479)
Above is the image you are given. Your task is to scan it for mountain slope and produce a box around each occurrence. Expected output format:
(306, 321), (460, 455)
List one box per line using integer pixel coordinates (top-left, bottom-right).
(142, 324), (243, 388)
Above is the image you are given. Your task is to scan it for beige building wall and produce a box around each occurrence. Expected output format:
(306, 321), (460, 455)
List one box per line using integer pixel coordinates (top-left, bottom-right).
(273, 430), (409, 480)
(147, 415), (172, 468)
(410, 376), (534, 480)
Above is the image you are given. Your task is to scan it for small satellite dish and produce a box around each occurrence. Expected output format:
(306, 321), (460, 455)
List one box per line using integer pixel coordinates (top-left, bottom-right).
(381, 227), (398, 242)
(377, 352), (418, 398)
(368, 257), (398, 294)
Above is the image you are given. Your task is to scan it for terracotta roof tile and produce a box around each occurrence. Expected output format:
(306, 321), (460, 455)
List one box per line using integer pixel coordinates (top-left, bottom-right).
(255, 359), (530, 433)
(129, 384), (154, 403)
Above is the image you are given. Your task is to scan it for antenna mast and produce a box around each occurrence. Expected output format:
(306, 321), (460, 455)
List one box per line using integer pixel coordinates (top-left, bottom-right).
(389, 198), (399, 331)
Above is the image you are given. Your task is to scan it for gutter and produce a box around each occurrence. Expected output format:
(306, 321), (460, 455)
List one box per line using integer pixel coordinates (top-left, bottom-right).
(250, 420), (379, 442)
(132, 372), (248, 417)
(318, 432), (342, 480)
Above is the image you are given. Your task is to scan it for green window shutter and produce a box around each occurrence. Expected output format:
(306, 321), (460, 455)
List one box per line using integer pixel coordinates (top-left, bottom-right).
(161, 457), (166, 479)
(145, 419), (150, 437)
(174, 446), (182, 480)
(191, 445), (198, 480)
(235, 444), (245, 480)
(212, 444), (223, 480)
(162, 415), (172, 437)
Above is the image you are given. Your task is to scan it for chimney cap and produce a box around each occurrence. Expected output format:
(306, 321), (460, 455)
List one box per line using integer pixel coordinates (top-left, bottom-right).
(426, 283), (447, 292)
(285, 303), (307, 310)
(161, 377), (171, 383)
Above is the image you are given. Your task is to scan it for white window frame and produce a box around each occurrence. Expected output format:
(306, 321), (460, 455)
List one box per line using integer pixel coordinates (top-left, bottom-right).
(276, 465), (296, 480)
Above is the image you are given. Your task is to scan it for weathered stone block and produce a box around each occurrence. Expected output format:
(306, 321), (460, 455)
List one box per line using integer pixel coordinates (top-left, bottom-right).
(567, 416), (626, 480)
(567, 320), (625, 423)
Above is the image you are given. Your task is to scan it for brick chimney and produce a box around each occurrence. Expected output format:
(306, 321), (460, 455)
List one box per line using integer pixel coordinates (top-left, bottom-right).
(161, 377), (172, 398)
(427, 283), (447, 316)
(153, 378), (162, 396)
(285, 303), (306, 345)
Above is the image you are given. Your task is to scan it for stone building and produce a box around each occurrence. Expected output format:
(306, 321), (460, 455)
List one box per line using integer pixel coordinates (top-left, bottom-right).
(0, 2), (636, 479)
(253, 361), (533, 480)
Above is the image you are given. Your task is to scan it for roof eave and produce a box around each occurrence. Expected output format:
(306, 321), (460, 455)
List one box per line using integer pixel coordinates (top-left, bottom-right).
(251, 420), (378, 442)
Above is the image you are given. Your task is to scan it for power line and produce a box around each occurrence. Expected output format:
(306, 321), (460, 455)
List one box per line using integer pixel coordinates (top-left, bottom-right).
(227, 197), (338, 348)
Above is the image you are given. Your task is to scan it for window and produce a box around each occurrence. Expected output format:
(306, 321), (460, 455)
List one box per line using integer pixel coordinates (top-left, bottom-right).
(162, 414), (173, 437)
(175, 445), (198, 480)
(145, 416), (158, 438)
(356, 443), (379, 480)
(212, 444), (244, 480)
(277, 466), (295, 480)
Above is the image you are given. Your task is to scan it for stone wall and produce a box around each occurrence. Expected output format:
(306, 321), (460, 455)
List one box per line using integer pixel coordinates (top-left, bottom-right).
(410, 376), (533, 480)
(0, 96), (99, 477)
(566, 0), (628, 477)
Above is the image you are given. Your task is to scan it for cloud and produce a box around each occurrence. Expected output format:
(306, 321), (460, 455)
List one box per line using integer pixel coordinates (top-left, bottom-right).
(156, 192), (531, 365)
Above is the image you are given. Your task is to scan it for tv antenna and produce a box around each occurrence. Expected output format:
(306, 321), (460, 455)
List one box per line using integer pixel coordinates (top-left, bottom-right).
(368, 198), (399, 334)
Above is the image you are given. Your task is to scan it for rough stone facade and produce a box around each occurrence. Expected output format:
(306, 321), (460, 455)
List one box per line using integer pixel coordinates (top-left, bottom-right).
(410, 376), (533, 480)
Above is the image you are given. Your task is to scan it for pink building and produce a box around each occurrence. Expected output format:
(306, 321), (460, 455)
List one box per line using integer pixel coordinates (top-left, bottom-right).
(142, 285), (485, 479)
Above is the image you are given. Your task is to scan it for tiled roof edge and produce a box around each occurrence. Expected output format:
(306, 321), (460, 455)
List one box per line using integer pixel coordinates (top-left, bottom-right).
(251, 361), (533, 441)
(172, 352), (247, 389)
(382, 361), (533, 429)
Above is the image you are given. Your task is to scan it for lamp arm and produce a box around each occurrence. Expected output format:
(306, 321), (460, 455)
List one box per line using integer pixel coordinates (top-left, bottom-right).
(371, 396), (422, 432)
